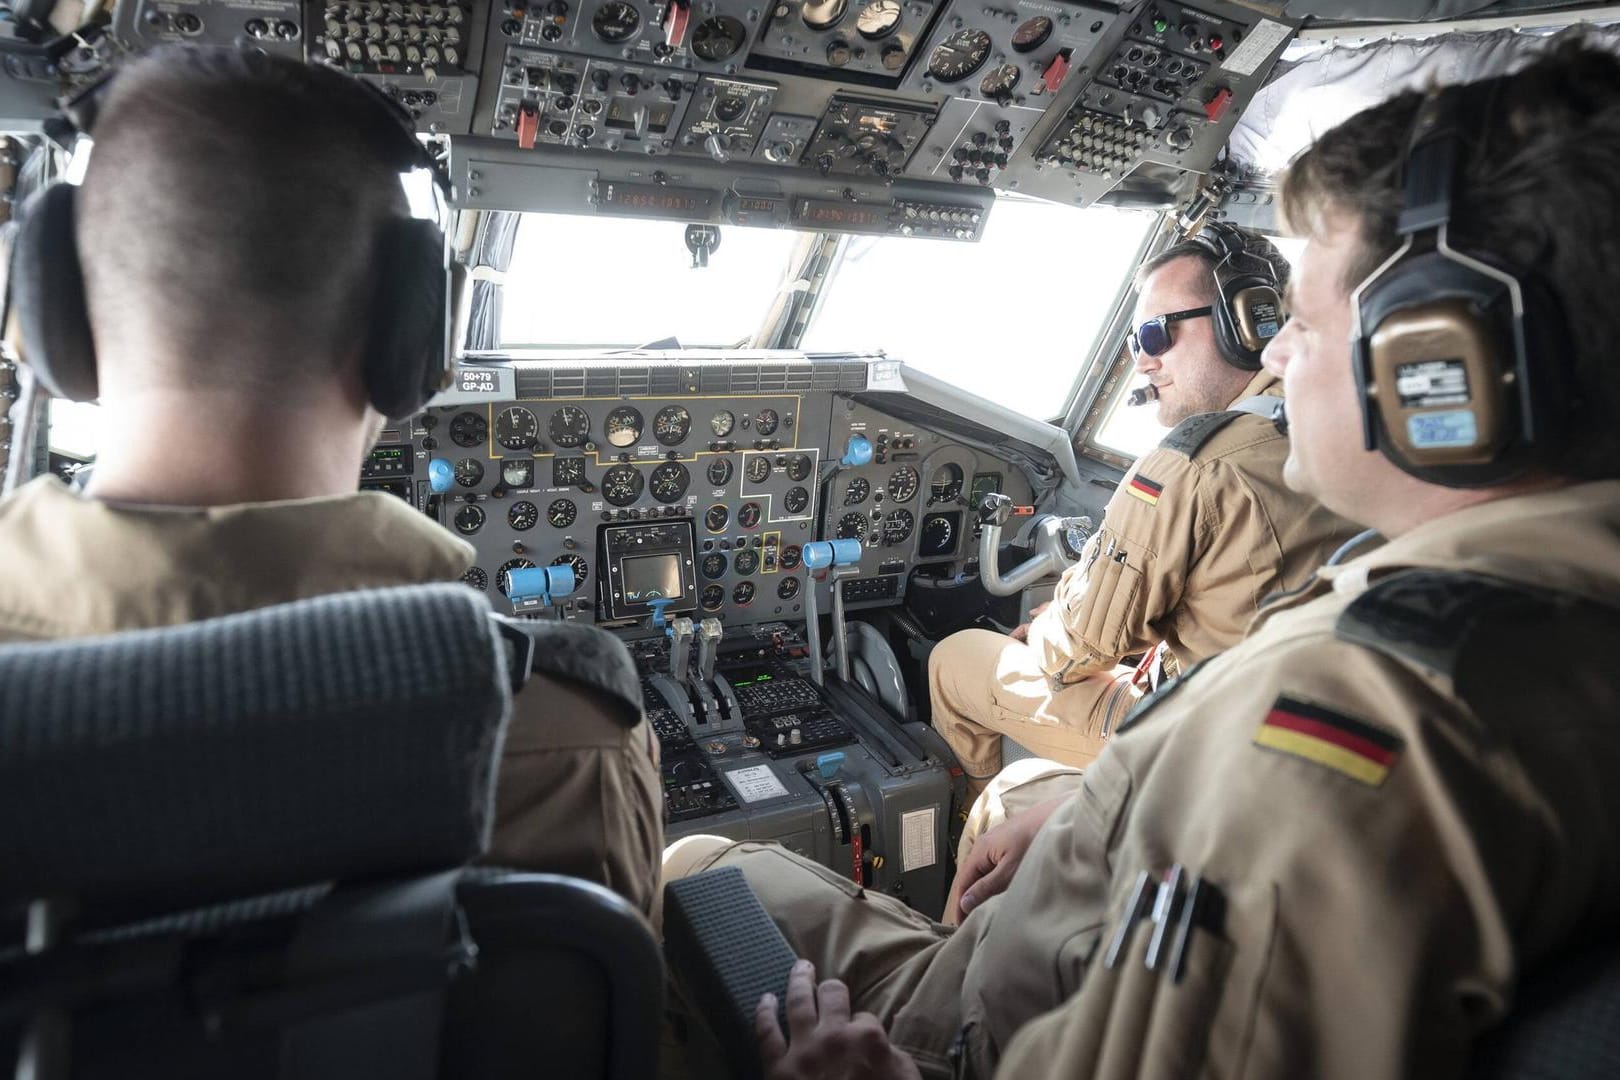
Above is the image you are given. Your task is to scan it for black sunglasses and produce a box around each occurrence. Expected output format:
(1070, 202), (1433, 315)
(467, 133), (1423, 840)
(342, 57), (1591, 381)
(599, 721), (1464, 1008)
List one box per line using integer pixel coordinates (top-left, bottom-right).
(1128, 306), (1213, 358)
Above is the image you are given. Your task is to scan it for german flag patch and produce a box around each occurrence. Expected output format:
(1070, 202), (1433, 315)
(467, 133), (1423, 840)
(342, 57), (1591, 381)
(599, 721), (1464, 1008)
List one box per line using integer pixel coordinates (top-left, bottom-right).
(1253, 697), (1401, 787)
(1126, 474), (1163, 507)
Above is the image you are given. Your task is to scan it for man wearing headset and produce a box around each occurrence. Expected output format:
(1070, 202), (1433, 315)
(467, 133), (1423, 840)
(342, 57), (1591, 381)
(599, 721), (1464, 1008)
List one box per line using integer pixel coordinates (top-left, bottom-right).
(0, 50), (662, 916)
(928, 223), (1356, 813)
(670, 41), (1620, 1079)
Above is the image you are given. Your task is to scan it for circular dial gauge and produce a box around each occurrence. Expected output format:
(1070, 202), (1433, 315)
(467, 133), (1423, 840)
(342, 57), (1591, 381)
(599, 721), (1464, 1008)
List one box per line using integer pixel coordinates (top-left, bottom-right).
(780, 544), (803, 570)
(501, 459), (534, 489)
(887, 465), (919, 502)
(980, 63), (1020, 99)
(602, 464), (644, 506)
(785, 454), (813, 482)
(704, 504), (730, 532)
(701, 584), (726, 611)
(855, 0), (899, 39)
(784, 487), (810, 515)
(453, 504), (485, 534)
(883, 508), (915, 546)
(745, 455), (772, 484)
(737, 502), (762, 529)
(701, 552), (728, 579)
(711, 410), (736, 437)
(547, 498), (577, 528)
(691, 14), (745, 60)
(1011, 14), (1052, 52)
(706, 458), (734, 486)
(653, 406), (691, 446)
(732, 581), (757, 606)
(927, 28), (992, 83)
(921, 514), (955, 556)
(496, 558), (537, 598)
(508, 501), (539, 530)
(801, 0), (845, 31)
(650, 462), (690, 503)
(461, 567), (487, 591)
(449, 411), (487, 448)
(930, 463), (965, 502)
(495, 406), (539, 451)
(605, 406), (644, 448)
(549, 406), (590, 448)
(844, 477), (871, 505)
(777, 576), (802, 600)
(454, 458), (484, 488)
(592, 0), (641, 42)
(836, 512), (868, 540)
(754, 408), (781, 436)
(734, 549), (759, 575)
(1062, 518), (1092, 559)
(550, 554), (589, 589)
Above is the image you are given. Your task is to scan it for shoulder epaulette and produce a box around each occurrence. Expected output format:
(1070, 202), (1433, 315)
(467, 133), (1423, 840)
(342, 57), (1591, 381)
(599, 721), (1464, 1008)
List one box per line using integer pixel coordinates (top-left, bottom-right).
(492, 617), (643, 725)
(1159, 411), (1244, 458)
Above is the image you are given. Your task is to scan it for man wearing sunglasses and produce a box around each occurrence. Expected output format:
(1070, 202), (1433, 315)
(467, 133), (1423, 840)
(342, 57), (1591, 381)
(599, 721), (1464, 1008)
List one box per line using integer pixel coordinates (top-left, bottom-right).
(927, 223), (1358, 870)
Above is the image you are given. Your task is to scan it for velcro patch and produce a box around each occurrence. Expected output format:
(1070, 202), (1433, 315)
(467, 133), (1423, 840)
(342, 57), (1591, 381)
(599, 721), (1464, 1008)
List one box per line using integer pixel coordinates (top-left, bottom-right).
(1253, 696), (1401, 787)
(1126, 475), (1163, 507)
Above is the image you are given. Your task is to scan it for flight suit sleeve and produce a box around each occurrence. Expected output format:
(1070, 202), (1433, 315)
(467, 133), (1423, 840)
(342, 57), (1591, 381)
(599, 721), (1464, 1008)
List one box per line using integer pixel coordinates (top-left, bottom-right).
(1024, 447), (1207, 682)
(991, 645), (1521, 1080)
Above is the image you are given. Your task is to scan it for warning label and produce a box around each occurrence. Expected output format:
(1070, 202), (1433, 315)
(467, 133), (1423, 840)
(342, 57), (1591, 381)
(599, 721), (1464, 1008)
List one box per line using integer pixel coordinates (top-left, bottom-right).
(901, 807), (937, 872)
(1396, 359), (1471, 408)
(725, 765), (791, 804)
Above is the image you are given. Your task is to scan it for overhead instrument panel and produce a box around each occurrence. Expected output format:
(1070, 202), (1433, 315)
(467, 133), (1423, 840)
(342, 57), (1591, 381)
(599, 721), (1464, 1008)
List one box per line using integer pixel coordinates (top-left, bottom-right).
(305, 0), (486, 132)
(802, 94), (936, 177)
(749, 0), (945, 84)
(490, 0), (751, 72)
(115, 0), (305, 58)
(489, 46), (694, 152)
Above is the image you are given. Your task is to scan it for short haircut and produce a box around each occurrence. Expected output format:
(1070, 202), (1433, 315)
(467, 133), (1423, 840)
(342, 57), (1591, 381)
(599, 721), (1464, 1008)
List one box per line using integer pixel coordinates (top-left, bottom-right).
(1133, 225), (1291, 304)
(1280, 38), (1620, 480)
(77, 47), (416, 391)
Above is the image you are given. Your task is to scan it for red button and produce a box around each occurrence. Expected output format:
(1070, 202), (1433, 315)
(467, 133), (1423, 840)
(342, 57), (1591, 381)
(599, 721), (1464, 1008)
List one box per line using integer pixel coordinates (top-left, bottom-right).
(1203, 87), (1233, 121)
(1043, 51), (1070, 93)
(517, 103), (541, 149)
(665, 0), (690, 47)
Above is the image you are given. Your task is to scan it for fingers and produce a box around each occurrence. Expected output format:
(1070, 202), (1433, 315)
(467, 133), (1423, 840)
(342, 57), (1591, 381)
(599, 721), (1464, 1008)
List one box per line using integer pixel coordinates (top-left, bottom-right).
(784, 959), (819, 1041)
(959, 849), (1018, 916)
(950, 839), (998, 919)
(816, 977), (851, 1025)
(755, 993), (788, 1069)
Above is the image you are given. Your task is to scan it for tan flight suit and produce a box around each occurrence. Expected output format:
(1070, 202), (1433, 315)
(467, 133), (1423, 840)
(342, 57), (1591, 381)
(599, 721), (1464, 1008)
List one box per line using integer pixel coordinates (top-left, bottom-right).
(669, 481), (1620, 1078)
(931, 370), (1357, 791)
(0, 476), (664, 917)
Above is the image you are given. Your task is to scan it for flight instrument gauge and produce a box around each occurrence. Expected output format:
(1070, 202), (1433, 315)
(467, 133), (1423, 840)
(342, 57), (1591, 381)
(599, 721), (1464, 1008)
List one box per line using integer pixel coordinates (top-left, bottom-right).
(495, 406), (539, 451)
(734, 549), (759, 575)
(856, 0), (899, 38)
(980, 63), (1020, 99)
(605, 406), (644, 448)
(653, 406), (691, 446)
(930, 463), (964, 502)
(691, 15), (746, 60)
(551, 554), (589, 589)
(549, 407), (590, 448)
(553, 456), (587, 487)
(754, 408), (780, 436)
(883, 508), (914, 545)
(844, 477), (870, 505)
(711, 410), (736, 437)
(801, 0), (845, 31)
(701, 552), (728, 579)
(602, 464), (644, 506)
(732, 581), (756, 606)
(777, 576), (801, 600)
(836, 512), (868, 540)
(705, 504), (730, 532)
(1011, 14), (1051, 52)
(650, 462), (690, 503)
(501, 459), (534, 489)
(887, 465), (919, 502)
(454, 458), (484, 488)
(548, 498), (577, 528)
(449, 411), (487, 448)
(926, 29), (991, 83)
(785, 454), (813, 481)
(920, 513), (955, 556)
(508, 501), (539, 531)
(706, 458), (734, 486)
(738, 502), (762, 529)
(784, 487), (810, 514)
(461, 567), (487, 591)
(701, 584), (725, 610)
(780, 544), (802, 570)
(453, 504), (485, 535)
(496, 558), (537, 597)
(746, 455), (772, 484)
(592, 0), (641, 42)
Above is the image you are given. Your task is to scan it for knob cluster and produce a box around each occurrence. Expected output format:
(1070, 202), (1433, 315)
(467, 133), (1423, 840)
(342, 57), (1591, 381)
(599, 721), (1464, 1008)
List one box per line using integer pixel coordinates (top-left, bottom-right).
(318, 1), (466, 75)
(1040, 110), (1149, 179)
(948, 120), (1014, 185)
(890, 202), (980, 240)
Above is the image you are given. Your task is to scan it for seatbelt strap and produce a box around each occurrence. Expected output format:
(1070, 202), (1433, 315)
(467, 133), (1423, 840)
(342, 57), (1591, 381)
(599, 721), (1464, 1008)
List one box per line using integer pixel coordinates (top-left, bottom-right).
(1228, 395), (1285, 422)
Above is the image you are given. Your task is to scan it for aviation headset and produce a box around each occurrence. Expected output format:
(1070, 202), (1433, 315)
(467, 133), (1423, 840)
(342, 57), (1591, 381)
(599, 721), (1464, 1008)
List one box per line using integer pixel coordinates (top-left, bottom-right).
(1349, 78), (1571, 488)
(7, 50), (456, 419)
(1187, 220), (1287, 371)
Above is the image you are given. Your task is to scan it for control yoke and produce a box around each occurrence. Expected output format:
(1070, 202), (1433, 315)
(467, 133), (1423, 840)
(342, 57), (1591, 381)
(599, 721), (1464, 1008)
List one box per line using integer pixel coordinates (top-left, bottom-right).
(976, 493), (1092, 597)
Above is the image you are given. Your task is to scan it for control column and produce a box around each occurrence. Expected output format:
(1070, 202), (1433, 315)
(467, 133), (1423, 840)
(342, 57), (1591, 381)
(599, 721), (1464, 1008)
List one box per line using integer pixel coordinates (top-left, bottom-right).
(802, 539), (862, 686)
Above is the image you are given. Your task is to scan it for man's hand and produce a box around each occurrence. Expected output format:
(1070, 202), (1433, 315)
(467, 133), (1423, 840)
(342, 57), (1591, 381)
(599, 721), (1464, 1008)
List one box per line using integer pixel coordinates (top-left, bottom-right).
(1009, 601), (1052, 643)
(949, 794), (1068, 922)
(755, 960), (922, 1080)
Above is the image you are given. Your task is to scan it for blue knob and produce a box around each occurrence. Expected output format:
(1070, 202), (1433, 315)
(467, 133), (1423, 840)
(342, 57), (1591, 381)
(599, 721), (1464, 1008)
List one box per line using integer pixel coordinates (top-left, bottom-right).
(841, 434), (873, 467)
(507, 564), (576, 604)
(428, 457), (454, 494)
(816, 751), (846, 780)
(804, 539), (863, 570)
(649, 597), (675, 629)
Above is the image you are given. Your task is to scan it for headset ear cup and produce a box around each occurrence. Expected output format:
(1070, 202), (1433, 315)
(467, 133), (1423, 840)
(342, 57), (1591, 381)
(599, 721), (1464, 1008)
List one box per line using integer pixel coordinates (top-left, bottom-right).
(11, 183), (99, 401)
(365, 218), (447, 419)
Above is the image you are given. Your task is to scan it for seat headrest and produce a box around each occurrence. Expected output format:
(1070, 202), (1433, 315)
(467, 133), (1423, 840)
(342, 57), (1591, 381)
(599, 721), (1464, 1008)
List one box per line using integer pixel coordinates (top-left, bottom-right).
(0, 584), (511, 913)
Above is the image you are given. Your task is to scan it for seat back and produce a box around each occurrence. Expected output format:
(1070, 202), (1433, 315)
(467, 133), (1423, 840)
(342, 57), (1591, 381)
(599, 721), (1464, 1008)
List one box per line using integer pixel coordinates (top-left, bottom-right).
(1469, 935), (1620, 1079)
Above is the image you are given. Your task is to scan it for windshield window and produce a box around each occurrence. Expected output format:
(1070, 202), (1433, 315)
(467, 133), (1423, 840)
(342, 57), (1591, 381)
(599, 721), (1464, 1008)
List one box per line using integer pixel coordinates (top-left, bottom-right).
(799, 197), (1156, 420)
(498, 213), (807, 349)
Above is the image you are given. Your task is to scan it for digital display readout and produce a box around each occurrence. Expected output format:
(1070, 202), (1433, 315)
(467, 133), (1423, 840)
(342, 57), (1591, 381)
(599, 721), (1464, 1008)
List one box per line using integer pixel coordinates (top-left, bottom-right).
(794, 199), (888, 228)
(361, 445), (412, 478)
(621, 553), (686, 603)
(736, 197), (778, 213)
(593, 181), (718, 219)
